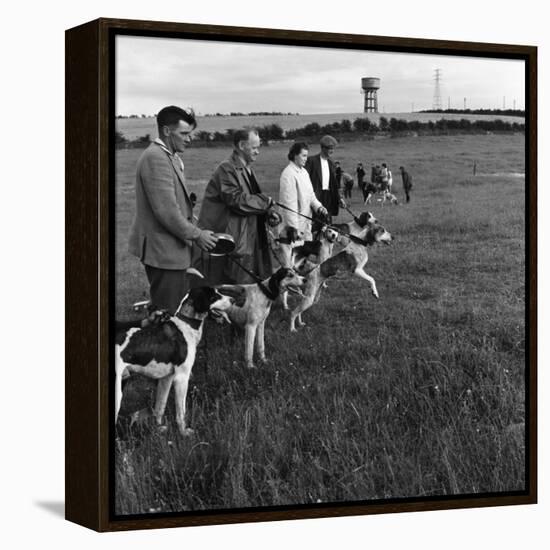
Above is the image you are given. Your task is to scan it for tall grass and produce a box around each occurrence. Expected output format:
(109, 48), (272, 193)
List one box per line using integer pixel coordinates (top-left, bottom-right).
(115, 133), (525, 514)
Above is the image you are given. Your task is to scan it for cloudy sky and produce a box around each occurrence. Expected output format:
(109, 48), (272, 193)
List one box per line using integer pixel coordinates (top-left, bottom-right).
(116, 35), (525, 116)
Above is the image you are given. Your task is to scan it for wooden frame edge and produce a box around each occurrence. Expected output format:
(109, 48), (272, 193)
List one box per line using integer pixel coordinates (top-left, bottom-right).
(65, 17), (537, 532)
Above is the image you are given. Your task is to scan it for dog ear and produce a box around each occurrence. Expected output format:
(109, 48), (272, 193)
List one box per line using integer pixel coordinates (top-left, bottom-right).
(189, 287), (219, 313)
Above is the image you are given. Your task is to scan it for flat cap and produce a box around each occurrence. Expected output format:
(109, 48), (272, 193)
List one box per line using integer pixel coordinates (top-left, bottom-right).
(319, 135), (338, 148)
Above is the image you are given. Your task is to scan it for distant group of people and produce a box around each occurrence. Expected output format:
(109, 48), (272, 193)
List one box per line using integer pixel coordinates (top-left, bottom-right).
(333, 161), (413, 204)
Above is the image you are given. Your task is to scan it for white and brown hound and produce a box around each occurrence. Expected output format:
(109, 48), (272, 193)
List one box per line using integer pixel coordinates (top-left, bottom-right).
(115, 286), (233, 437)
(332, 211), (378, 237)
(218, 267), (305, 368)
(290, 222), (393, 331)
(381, 189), (399, 205)
(277, 224), (338, 310)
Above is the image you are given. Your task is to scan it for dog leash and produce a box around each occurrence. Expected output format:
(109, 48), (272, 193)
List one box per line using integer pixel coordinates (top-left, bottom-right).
(275, 202), (370, 247)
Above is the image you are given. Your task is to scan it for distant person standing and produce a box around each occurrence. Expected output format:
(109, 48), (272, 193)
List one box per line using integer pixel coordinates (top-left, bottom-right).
(356, 162), (366, 193)
(306, 135), (346, 219)
(196, 128), (280, 285)
(335, 161), (342, 188)
(128, 105), (217, 313)
(399, 166), (413, 203)
(342, 172), (354, 199)
(380, 163), (389, 190)
(370, 164), (377, 185)
(387, 166), (393, 192)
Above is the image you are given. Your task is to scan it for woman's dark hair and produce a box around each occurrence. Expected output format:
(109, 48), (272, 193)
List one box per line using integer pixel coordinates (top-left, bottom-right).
(288, 141), (308, 161)
(157, 105), (197, 131)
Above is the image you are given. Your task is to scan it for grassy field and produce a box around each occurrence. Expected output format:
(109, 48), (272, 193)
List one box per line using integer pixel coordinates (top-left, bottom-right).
(114, 132), (526, 515)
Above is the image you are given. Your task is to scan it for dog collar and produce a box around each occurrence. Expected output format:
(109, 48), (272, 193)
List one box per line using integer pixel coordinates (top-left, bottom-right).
(257, 281), (278, 301)
(175, 312), (202, 331)
(276, 237), (293, 245)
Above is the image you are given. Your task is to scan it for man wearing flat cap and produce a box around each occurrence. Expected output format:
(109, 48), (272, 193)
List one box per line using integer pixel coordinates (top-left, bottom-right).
(305, 135), (345, 219)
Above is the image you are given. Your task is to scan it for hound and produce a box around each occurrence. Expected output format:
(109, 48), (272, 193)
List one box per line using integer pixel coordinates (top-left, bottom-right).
(278, 225), (338, 309)
(285, 226), (339, 331)
(218, 267), (305, 368)
(114, 286), (234, 437)
(271, 224), (306, 270)
(363, 182), (378, 204)
(381, 189), (399, 205)
(331, 211), (378, 237)
(290, 222), (393, 332)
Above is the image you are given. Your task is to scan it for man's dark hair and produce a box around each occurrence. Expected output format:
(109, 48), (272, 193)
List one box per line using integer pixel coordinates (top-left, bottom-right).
(287, 141), (308, 161)
(233, 128), (258, 147)
(156, 106), (197, 131)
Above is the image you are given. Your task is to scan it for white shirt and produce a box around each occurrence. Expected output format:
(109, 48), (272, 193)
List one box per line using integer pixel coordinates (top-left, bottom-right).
(154, 138), (184, 172)
(320, 157), (330, 190)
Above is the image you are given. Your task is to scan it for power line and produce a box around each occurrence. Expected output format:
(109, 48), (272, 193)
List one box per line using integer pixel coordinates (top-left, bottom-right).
(433, 69), (442, 110)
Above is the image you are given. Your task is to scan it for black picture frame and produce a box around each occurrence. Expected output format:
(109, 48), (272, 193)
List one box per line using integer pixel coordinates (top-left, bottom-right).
(65, 17), (537, 532)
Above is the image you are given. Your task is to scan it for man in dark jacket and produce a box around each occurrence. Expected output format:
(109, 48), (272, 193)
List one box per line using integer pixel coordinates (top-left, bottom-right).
(399, 166), (413, 203)
(195, 128), (279, 285)
(305, 135), (345, 219)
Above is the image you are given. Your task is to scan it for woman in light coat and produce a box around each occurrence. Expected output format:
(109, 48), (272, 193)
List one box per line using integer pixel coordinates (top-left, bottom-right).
(279, 142), (328, 240)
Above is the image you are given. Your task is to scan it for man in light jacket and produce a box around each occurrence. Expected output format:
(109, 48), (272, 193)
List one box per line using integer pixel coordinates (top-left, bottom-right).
(128, 105), (217, 313)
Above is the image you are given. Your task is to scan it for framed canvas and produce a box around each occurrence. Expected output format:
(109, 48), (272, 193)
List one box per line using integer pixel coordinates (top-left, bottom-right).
(65, 17), (537, 531)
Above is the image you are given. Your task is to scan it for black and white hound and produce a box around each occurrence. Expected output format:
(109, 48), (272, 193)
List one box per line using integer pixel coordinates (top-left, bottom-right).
(290, 222), (393, 331)
(115, 286), (233, 437)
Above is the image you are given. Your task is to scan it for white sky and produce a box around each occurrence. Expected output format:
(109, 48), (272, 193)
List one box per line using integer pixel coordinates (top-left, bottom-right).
(116, 35), (526, 115)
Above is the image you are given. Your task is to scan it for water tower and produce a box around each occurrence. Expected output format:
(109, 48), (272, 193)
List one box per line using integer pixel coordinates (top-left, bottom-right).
(361, 77), (381, 113)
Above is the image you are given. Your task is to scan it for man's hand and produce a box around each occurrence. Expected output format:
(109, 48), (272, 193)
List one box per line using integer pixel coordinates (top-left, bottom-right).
(196, 229), (218, 251)
(316, 206), (329, 222)
(339, 197), (347, 209)
(287, 226), (299, 243)
(267, 208), (282, 227)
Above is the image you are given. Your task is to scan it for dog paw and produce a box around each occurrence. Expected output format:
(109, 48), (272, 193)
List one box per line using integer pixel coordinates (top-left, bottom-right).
(180, 428), (195, 437)
(246, 362), (257, 369)
(372, 289), (379, 299)
(297, 320), (306, 327)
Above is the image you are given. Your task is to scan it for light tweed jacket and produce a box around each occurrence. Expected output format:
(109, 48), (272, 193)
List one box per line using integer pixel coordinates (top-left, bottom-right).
(128, 141), (201, 269)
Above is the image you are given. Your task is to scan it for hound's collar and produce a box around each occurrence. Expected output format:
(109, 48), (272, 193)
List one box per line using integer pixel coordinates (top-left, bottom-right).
(175, 311), (202, 330)
(257, 280), (279, 301)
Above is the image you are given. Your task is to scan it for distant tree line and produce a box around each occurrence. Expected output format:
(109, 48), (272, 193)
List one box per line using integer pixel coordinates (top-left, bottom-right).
(420, 108), (525, 117)
(203, 111), (299, 117)
(116, 116), (525, 149)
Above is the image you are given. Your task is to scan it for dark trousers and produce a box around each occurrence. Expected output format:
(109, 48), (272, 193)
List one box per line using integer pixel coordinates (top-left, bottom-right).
(144, 265), (190, 314)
